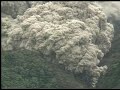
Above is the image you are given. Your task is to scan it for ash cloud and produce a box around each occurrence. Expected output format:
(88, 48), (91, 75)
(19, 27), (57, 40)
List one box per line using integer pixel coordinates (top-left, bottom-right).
(1, 1), (115, 88)
(98, 2), (120, 21)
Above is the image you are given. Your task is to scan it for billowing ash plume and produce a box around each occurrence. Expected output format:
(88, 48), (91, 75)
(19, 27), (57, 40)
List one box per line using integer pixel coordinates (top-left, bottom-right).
(98, 1), (120, 22)
(1, 1), (29, 18)
(1, 1), (114, 87)
(1, 1), (46, 18)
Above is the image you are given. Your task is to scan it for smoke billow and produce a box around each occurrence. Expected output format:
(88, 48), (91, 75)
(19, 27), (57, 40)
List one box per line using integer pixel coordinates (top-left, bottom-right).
(98, 2), (120, 21)
(1, 1), (114, 87)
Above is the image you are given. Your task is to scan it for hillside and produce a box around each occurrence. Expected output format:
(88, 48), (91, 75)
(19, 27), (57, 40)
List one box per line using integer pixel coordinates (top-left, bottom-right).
(1, 1), (120, 89)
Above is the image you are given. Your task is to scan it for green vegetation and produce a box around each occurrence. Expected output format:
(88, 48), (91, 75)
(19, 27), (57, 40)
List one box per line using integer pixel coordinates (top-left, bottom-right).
(1, 50), (86, 89)
(1, 50), (57, 89)
(96, 56), (120, 89)
(96, 20), (120, 89)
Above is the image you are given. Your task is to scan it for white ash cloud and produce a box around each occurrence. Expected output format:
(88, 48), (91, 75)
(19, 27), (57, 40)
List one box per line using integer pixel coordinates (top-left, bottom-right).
(1, 1), (114, 87)
(1, 1), (29, 18)
(98, 1), (120, 21)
